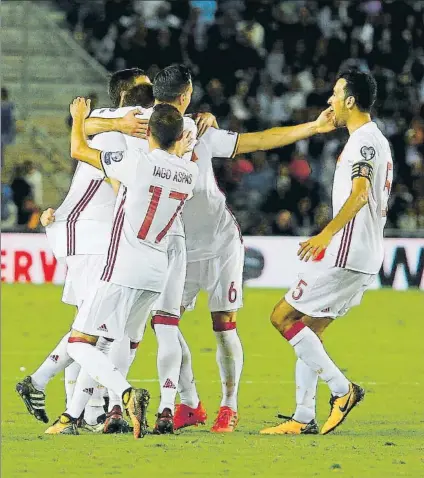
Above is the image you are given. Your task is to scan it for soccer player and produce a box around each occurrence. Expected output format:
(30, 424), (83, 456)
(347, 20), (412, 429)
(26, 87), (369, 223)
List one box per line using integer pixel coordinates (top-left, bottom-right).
(173, 109), (336, 433)
(45, 98), (198, 438)
(15, 69), (152, 429)
(83, 64), (198, 434)
(260, 69), (392, 435)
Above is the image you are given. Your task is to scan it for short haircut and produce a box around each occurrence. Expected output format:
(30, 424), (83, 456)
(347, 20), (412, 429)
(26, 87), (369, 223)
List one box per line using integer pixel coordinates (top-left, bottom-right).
(108, 68), (146, 107)
(149, 103), (183, 150)
(337, 69), (377, 112)
(122, 84), (154, 108)
(153, 64), (191, 103)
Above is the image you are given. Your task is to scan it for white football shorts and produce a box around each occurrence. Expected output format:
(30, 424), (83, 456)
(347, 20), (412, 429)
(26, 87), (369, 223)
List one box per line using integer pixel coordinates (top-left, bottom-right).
(152, 235), (186, 317)
(182, 241), (244, 313)
(62, 254), (106, 307)
(72, 281), (159, 342)
(285, 261), (376, 319)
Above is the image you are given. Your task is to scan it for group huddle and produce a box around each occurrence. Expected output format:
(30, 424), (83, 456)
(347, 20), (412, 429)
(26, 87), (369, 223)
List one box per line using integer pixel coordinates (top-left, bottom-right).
(16, 64), (392, 439)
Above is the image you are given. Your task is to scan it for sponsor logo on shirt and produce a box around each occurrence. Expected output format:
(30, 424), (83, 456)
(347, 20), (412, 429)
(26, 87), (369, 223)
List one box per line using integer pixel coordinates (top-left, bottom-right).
(102, 151), (124, 165)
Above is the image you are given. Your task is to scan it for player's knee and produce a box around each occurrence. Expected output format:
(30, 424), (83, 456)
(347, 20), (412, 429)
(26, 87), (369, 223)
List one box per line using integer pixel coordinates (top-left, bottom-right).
(211, 311), (236, 332)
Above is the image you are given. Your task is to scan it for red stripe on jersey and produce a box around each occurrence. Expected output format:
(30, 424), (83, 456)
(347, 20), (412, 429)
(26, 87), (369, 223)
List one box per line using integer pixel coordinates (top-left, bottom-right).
(66, 180), (102, 256)
(101, 189), (127, 282)
(335, 221), (352, 267)
(335, 226), (348, 267)
(341, 217), (355, 268)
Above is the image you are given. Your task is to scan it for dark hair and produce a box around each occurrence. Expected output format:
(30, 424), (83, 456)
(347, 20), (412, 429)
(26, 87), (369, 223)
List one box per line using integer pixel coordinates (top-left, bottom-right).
(1, 87), (9, 100)
(149, 103), (183, 150)
(122, 84), (154, 108)
(108, 68), (146, 107)
(337, 69), (377, 112)
(153, 64), (191, 102)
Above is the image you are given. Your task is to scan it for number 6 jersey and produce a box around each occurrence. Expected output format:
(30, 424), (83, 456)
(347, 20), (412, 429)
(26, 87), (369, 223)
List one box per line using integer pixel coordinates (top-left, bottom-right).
(99, 148), (198, 291)
(326, 121), (393, 274)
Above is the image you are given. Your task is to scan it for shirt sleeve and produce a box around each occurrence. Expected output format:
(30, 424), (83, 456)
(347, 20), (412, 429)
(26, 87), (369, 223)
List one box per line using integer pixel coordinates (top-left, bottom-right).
(89, 106), (139, 119)
(350, 137), (378, 184)
(100, 149), (145, 186)
(203, 127), (240, 158)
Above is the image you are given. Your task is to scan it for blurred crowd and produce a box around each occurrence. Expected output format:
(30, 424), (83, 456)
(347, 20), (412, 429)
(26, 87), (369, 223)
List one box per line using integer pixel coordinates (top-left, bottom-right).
(46, 2), (424, 233)
(1, 87), (43, 230)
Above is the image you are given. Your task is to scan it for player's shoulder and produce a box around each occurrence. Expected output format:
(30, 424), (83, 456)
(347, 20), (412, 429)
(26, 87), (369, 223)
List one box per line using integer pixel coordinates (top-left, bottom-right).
(349, 122), (388, 159)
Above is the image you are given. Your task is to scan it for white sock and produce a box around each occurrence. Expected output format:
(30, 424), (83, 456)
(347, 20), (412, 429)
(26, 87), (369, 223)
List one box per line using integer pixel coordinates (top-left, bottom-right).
(85, 383), (106, 425)
(214, 329), (243, 412)
(154, 322), (182, 413)
(66, 338), (112, 420)
(64, 361), (81, 406)
(67, 340), (131, 402)
(177, 330), (199, 408)
(108, 338), (136, 411)
(31, 332), (73, 391)
(292, 359), (318, 423)
(286, 324), (349, 397)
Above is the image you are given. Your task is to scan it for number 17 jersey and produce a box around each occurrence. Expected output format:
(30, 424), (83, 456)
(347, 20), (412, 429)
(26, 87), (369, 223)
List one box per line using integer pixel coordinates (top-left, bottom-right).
(99, 148), (198, 291)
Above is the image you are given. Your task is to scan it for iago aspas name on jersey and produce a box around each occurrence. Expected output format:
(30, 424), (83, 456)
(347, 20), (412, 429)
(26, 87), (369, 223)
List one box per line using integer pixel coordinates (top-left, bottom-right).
(153, 166), (193, 184)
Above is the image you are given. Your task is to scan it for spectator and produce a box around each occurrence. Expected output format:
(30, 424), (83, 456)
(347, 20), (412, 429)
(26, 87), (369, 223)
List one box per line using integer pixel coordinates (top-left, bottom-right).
(1, 183), (18, 229)
(23, 160), (43, 207)
(1, 87), (16, 165)
(10, 164), (38, 227)
(271, 210), (296, 236)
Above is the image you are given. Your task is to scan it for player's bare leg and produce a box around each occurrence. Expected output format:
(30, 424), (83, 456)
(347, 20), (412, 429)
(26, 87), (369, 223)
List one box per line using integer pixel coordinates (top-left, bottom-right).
(261, 300), (364, 435)
(210, 311), (243, 433)
(45, 330), (150, 439)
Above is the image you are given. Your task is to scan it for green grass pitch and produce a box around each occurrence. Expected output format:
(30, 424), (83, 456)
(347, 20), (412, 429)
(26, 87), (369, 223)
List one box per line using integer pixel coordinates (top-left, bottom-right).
(2, 284), (424, 477)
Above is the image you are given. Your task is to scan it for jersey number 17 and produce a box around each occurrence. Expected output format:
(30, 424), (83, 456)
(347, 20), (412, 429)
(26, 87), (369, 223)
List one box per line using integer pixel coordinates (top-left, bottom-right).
(138, 186), (188, 244)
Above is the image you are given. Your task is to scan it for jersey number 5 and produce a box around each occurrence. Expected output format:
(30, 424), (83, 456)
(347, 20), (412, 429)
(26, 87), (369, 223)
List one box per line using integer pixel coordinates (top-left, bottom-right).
(138, 186), (188, 243)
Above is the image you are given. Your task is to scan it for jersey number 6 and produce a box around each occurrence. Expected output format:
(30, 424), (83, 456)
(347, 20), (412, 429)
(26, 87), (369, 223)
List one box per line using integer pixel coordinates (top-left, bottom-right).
(138, 186), (188, 243)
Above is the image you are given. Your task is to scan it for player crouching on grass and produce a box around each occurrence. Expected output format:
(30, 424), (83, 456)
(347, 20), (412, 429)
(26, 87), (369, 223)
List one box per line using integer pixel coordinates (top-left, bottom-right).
(45, 97), (198, 438)
(260, 69), (393, 436)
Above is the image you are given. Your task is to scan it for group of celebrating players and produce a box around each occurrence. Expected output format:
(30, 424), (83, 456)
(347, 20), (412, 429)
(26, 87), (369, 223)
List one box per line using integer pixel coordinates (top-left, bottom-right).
(16, 62), (392, 439)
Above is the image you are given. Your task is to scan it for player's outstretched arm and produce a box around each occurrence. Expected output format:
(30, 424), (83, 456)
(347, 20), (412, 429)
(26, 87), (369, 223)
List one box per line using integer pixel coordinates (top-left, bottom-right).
(70, 97), (102, 170)
(235, 108), (335, 155)
(85, 109), (147, 137)
(298, 177), (370, 262)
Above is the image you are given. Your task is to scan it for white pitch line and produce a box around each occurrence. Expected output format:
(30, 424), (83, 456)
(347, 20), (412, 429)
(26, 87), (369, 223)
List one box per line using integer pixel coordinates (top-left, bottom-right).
(8, 377), (422, 386)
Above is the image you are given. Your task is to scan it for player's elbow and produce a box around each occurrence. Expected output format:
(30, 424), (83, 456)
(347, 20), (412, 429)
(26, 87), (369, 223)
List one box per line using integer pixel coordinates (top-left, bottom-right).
(70, 142), (85, 161)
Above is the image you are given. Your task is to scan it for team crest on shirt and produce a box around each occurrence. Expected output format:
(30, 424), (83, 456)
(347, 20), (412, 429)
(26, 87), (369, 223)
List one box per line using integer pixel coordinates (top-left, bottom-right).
(102, 151), (123, 165)
(360, 146), (375, 161)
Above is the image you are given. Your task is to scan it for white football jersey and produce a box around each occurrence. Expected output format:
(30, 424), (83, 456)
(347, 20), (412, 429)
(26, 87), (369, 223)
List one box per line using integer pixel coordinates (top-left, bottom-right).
(182, 127), (242, 262)
(326, 122), (393, 274)
(46, 161), (117, 259)
(99, 148), (198, 291)
(90, 106), (197, 238)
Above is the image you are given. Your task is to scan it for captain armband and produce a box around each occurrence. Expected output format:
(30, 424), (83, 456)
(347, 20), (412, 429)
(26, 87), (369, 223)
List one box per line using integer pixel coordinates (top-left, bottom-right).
(351, 162), (374, 183)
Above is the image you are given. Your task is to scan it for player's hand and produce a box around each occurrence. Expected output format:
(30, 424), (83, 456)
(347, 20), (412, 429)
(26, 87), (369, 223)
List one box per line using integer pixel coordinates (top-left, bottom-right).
(176, 130), (195, 158)
(314, 107), (336, 134)
(70, 97), (91, 119)
(298, 230), (332, 262)
(118, 109), (148, 138)
(195, 112), (218, 138)
(40, 208), (56, 227)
